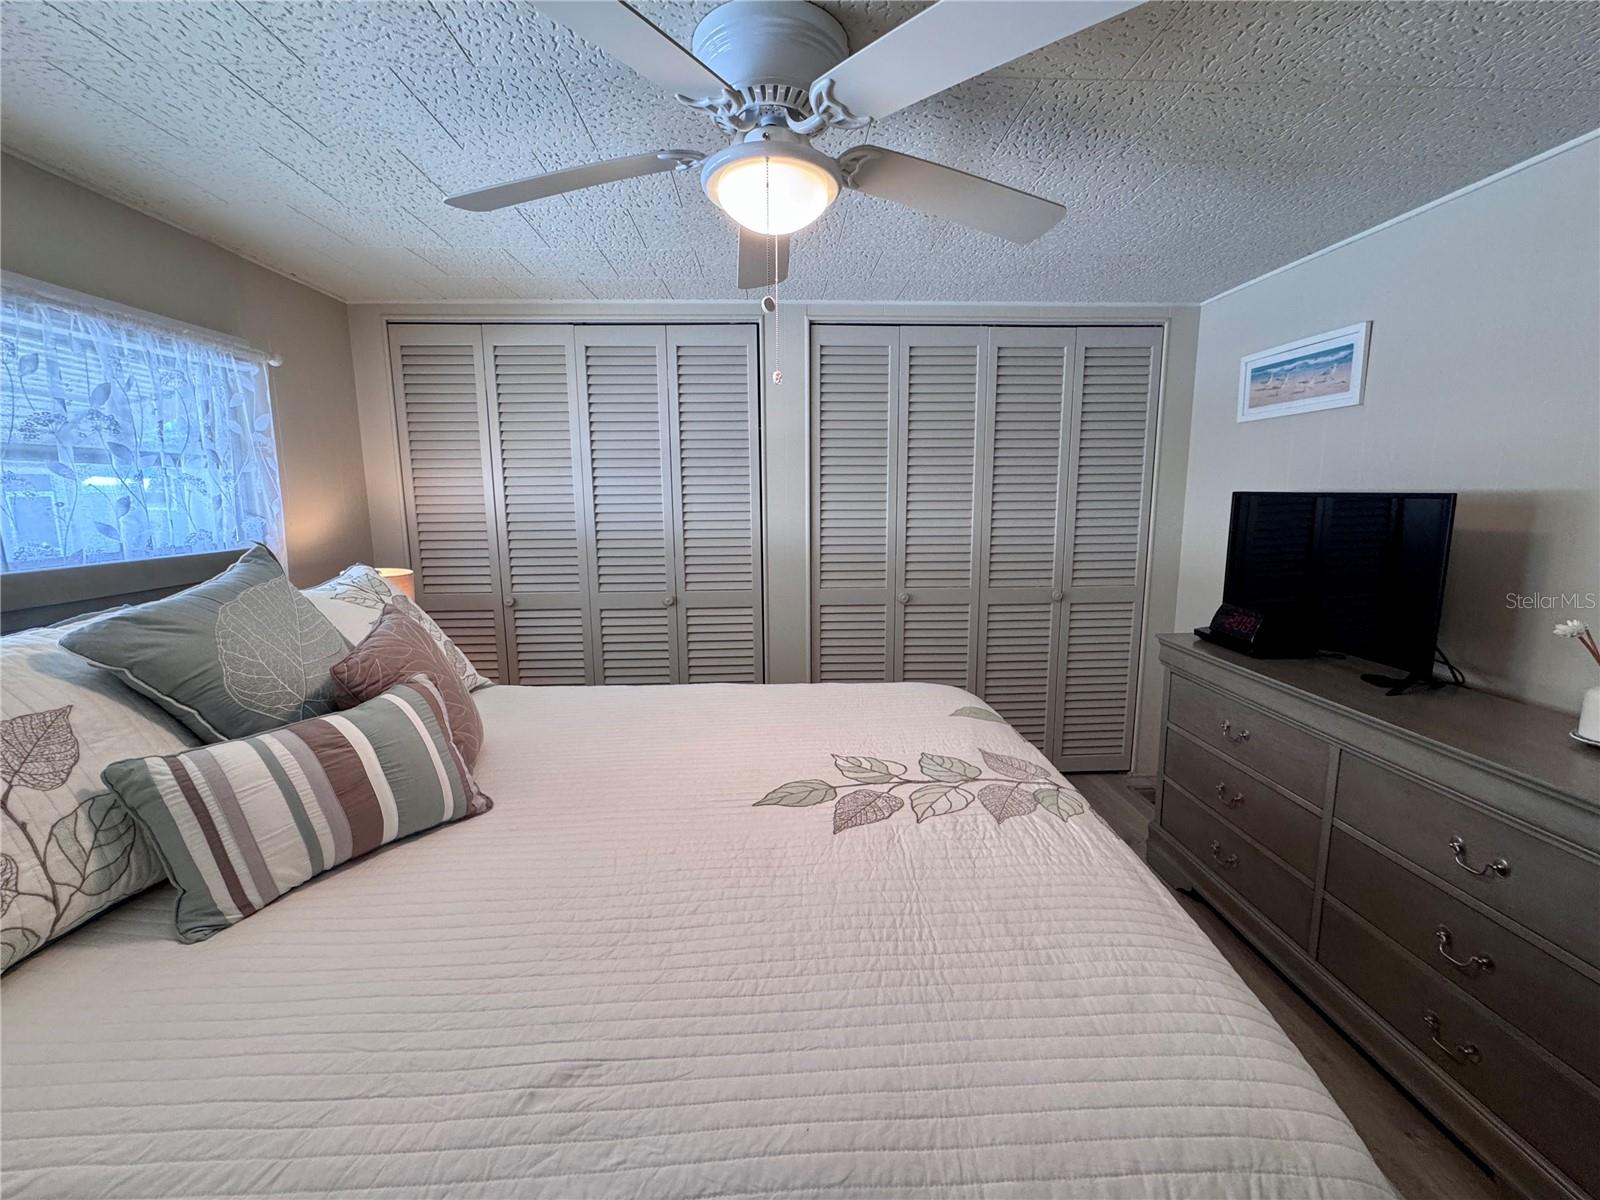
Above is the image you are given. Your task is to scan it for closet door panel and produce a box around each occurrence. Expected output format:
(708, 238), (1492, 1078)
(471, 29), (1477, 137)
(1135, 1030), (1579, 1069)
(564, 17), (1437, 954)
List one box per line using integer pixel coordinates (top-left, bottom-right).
(576, 327), (678, 679)
(484, 326), (594, 685)
(389, 324), (506, 682)
(683, 606), (758, 682)
(667, 326), (762, 682)
(816, 604), (890, 681)
(1067, 336), (1157, 592)
(510, 605), (589, 686)
(1058, 599), (1138, 769)
(597, 608), (676, 684)
(580, 329), (673, 595)
(812, 327), (896, 681)
(895, 328), (983, 688)
(980, 602), (1055, 750)
(976, 328), (1074, 754)
(1056, 327), (1161, 771)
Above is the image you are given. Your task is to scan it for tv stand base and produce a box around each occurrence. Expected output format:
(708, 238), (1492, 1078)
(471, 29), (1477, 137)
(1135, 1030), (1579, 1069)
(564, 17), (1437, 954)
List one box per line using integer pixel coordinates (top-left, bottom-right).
(1359, 670), (1443, 696)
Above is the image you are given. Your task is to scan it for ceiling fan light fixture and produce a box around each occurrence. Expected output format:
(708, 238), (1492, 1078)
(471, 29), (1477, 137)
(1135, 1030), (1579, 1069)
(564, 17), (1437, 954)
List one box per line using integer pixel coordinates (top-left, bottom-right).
(701, 140), (840, 236)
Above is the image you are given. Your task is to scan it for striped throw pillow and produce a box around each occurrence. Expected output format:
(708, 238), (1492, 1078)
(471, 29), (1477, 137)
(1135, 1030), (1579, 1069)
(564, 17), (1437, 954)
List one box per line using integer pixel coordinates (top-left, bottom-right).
(101, 677), (491, 942)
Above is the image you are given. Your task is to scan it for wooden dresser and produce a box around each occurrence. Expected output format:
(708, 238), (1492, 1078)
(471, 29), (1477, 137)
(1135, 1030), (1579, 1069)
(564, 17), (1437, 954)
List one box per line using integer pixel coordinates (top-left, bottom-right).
(1148, 635), (1600, 1200)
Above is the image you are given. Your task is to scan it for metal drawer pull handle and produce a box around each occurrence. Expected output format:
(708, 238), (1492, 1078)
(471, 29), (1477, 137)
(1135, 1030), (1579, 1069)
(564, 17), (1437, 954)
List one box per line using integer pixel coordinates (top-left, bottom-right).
(1208, 840), (1239, 869)
(1448, 836), (1509, 878)
(1435, 926), (1494, 977)
(1219, 721), (1250, 744)
(1423, 1010), (1482, 1065)
(1215, 781), (1244, 808)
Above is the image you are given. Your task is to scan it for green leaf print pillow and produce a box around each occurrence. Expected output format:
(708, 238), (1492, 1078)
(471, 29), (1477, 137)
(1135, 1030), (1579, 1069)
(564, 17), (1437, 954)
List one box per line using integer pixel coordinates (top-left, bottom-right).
(60, 544), (350, 742)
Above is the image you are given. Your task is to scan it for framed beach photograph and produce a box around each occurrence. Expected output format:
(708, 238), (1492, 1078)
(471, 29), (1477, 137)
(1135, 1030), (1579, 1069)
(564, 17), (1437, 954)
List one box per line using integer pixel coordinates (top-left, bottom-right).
(1237, 322), (1370, 422)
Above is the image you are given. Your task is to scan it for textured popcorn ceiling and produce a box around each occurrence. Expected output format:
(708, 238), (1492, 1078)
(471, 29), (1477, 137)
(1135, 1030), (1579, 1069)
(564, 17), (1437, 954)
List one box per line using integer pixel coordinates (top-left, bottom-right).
(2, 1), (1596, 303)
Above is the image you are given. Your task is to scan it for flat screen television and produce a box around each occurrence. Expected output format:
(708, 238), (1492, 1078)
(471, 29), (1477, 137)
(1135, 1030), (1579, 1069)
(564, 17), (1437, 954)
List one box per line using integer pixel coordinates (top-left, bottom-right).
(1218, 491), (1456, 681)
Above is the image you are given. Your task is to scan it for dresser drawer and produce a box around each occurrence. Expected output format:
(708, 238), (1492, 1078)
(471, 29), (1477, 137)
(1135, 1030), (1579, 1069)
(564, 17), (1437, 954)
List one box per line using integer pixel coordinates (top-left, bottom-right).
(1326, 830), (1600, 1087)
(1335, 754), (1600, 967)
(1164, 731), (1321, 878)
(1166, 675), (1329, 802)
(1320, 899), (1600, 1196)
(1162, 785), (1313, 947)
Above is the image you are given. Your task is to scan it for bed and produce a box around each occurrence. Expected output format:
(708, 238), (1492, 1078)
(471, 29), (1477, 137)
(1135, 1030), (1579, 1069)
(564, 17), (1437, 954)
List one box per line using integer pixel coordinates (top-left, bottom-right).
(1, 681), (1394, 1199)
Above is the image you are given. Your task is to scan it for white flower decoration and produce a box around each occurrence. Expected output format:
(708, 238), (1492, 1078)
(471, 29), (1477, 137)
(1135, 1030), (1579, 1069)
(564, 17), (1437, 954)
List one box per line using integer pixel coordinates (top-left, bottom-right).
(1554, 619), (1590, 638)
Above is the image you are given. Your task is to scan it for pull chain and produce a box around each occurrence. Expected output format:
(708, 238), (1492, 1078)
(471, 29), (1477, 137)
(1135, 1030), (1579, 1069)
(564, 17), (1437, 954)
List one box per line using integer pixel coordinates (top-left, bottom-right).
(764, 154), (782, 386)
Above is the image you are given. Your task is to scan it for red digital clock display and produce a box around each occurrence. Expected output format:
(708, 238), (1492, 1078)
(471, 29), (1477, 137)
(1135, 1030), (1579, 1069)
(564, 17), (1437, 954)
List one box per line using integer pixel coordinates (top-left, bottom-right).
(1216, 607), (1262, 637)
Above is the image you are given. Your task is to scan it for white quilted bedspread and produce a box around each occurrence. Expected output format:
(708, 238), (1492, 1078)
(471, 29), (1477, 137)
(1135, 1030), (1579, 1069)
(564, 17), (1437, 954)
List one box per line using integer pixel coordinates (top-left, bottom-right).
(1, 682), (1393, 1199)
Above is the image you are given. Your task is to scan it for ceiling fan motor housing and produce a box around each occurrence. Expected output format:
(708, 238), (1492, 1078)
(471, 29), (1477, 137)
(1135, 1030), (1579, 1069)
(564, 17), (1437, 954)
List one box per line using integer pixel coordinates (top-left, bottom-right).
(691, 0), (849, 117)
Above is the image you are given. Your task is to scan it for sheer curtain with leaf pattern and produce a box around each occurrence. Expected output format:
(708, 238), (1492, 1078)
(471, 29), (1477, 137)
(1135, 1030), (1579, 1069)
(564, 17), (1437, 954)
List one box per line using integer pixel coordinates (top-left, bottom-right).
(0, 280), (283, 574)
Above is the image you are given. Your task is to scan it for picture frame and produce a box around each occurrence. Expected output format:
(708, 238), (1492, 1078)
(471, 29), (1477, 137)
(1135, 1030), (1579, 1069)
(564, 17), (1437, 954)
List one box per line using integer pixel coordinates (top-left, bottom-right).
(1237, 322), (1370, 422)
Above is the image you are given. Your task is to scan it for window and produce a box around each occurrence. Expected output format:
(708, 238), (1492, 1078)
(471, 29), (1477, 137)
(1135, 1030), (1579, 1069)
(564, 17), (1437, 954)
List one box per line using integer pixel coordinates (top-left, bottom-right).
(0, 276), (283, 574)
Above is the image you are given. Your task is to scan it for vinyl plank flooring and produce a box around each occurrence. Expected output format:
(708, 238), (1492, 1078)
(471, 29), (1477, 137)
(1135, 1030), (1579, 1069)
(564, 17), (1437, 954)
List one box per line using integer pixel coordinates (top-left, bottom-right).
(1070, 773), (1505, 1200)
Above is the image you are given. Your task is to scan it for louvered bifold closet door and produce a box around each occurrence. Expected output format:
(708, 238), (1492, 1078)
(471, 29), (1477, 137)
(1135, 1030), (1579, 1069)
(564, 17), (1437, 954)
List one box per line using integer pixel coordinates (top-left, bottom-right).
(483, 326), (594, 685)
(575, 327), (678, 685)
(895, 327), (985, 689)
(976, 328), (1074, 755)
(389, 325), (506, 682)
(1056, 326), (1162, 772)
(811, 326), (897, 681)
(666, 326), (763, 682)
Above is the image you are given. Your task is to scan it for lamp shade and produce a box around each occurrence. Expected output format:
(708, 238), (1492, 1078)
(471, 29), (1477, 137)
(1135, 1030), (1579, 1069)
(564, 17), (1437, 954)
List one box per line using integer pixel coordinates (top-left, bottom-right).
(377, 567), (415, 600)
(701, 142), (841, 237)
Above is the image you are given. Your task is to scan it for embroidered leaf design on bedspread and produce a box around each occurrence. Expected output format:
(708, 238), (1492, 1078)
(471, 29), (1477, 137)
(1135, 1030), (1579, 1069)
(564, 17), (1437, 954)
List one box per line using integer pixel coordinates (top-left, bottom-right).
(978, 783), (1038, 825)
(756, 780), (838, 807)
(833, 789), (903, 833)
(45, 794), (138, 898)
(1033, 786), (1084, 822)
(979, 748), (1051, 782)
(217, 576), (348, 722)
(832, 755), (904, 784)
(0, 854), (17, 915)
(910, 784), (974, 822)
(950, 706), (1006, 723)
(1, 706), (79, 791)
(758, 742), (1082, 835)
(919, 753), (979, 783)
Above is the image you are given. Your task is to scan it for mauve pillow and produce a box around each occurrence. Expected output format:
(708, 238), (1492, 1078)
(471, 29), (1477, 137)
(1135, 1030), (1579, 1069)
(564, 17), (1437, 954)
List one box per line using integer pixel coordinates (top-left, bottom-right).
(330, 604), (483, 765)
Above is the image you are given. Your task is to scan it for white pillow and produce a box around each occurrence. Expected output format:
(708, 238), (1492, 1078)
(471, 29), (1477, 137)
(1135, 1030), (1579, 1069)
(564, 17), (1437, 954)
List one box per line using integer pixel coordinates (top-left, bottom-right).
(303, 564), (491, 692)
(1, 619), (198, 971)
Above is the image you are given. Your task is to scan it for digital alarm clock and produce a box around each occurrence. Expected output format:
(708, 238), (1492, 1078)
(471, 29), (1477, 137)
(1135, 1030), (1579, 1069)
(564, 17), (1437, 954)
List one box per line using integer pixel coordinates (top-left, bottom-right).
(1196, 603), (1314, 658)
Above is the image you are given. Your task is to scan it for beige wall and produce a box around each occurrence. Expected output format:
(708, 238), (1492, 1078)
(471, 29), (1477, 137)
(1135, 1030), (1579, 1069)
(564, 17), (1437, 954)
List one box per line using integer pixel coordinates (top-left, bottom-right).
(1177, 136), (1600, 713)
(0, 154), (371, 584)
(350, 300), (1197, 776)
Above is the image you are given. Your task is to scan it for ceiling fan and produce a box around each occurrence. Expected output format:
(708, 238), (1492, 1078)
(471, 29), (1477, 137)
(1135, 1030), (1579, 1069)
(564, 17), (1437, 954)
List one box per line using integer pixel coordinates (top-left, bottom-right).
(446, 0), (1141, 289)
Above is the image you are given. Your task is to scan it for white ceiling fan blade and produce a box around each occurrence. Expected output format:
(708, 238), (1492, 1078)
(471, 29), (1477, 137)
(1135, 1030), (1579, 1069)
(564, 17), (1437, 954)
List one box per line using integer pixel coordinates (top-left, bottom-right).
(537, 1), (731, 102)
(736, 227), (790, 290)
(446, 151), (703, 212)
(815, 0), (1141, 124)
(841, 147), (1064, 243)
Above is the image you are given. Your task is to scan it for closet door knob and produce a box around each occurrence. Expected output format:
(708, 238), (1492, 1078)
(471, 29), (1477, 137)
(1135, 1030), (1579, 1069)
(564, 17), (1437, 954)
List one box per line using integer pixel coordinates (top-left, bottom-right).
(503, 597), (516, 609)
(1052, 591), (1064, 602)
(662, 595), (677, 607)
(898, 592), (911, 604)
